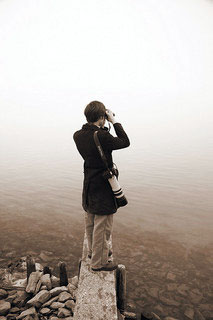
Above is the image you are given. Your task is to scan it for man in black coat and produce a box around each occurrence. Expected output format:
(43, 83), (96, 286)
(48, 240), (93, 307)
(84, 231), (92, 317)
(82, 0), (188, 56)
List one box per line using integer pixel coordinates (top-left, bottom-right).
(73, 101), (130, 271)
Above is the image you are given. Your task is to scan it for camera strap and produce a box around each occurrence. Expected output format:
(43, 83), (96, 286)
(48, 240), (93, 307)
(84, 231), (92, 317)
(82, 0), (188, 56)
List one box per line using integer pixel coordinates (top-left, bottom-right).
(93, 131), (109, 170)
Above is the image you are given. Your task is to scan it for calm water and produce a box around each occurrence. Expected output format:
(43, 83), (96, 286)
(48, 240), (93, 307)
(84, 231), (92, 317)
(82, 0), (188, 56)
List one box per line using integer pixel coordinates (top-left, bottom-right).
(0, 123), (213, 317)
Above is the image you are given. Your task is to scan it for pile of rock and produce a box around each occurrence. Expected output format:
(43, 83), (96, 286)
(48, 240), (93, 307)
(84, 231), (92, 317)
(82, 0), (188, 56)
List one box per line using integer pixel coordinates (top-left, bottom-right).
(0, 266), (78, 319)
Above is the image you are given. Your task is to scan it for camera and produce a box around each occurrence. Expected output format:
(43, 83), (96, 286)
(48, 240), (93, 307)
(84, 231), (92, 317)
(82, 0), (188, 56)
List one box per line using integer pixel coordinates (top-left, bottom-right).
(105, 109), (115, 120)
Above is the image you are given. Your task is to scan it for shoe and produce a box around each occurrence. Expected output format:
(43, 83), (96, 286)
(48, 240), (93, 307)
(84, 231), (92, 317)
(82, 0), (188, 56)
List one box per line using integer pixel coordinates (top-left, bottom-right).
(91, 262), (118, 272)
(88, 250), (113, 260)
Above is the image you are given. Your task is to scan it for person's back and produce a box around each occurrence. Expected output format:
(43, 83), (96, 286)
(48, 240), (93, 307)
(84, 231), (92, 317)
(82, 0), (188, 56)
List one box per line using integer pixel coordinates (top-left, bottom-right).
(73, 100), (130, 271)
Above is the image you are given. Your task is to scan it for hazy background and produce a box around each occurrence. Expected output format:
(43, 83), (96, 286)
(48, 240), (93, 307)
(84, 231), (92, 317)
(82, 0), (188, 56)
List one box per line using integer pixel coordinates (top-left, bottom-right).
(1, 0), (213, 244)
(1, 0), (213, 317)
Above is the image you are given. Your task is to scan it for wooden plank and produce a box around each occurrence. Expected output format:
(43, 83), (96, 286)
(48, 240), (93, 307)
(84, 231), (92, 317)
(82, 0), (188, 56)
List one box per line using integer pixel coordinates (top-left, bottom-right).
(74, 234), (118, 320)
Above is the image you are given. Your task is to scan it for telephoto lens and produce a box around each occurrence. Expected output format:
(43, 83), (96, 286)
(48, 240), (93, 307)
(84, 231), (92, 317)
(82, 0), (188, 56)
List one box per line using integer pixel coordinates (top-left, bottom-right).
(108, 175), (128, 207)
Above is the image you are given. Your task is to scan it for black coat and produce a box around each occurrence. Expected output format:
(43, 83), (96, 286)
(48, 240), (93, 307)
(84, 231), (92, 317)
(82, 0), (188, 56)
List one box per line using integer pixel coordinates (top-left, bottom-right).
(73, 123), (130, 215)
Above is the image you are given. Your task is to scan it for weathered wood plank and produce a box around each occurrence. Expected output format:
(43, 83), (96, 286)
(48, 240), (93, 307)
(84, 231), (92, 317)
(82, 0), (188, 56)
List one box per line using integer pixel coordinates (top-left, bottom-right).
(74, 234), (118, 320)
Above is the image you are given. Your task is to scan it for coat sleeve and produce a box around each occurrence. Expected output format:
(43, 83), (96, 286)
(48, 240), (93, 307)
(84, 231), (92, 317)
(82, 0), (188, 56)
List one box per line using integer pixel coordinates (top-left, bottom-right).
(99, 123), (130, 151)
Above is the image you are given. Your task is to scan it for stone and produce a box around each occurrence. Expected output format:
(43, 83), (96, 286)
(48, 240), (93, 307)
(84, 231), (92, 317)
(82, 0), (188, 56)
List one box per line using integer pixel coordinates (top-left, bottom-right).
(0, 317), (6, 320)
(195, 309), (205, 320)
(57, 307), (71, 318)
(17, 307), (37, 319)
(122, 311), (137, 319)
(39, 251), (53, 262)
(40, 307), (51, 315)
(12, 291), (29, 307)
(70, 276), (78, 288)
(51, 302), (65, 309)
(166, 283), (177, 291)
(10, 307), (20, 313)
(0, 300), (11, 316)
(6, 314), (17, 320)
(42, 296), (58, 307)
(5, 294), (16, 303)
(26, 271), (42, 294)
(50, 317), (59, 320)
(65, 299), (75, 311)
(51, 276), (60, 288)
(41, 273), (52, 290)
(147, 287), (159, 298)
(67, 284), (76, 299)
(151, 312), (161, 320)
(27, 290), (51, 308)
(22, 314), (39, 320)
(184, 307), (194, 319)
(159, 296), (180, 307)
(64, 317), (73, 320)
(153, 304), (164, 316)
(164, 317), (179, 320)
(166, 272), (176, 281)
(177, 283), (189, 296)
(41, 285), (47, 290)
(50, 287), (68, 297)
(189, 289), (203, 304)
(0, 289), (8, 299)
(58, 292), (72, 303)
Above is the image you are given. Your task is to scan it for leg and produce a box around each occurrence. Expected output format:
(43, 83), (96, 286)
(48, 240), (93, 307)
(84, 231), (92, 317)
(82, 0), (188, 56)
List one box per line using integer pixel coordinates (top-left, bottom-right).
(91, 214), (114, 269)
(84, 212), (95, 257)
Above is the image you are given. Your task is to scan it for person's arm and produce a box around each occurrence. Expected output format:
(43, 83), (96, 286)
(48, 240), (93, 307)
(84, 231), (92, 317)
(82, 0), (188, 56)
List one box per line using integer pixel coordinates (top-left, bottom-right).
(100, 110), (130, 151)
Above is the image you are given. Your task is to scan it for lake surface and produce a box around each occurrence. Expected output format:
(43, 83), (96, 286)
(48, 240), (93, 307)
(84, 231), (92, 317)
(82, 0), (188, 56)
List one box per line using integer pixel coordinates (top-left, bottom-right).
(0, 123), (212, 318)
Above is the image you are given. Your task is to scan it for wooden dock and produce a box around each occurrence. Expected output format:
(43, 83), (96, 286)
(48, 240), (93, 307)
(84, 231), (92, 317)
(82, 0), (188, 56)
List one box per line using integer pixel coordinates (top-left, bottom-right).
(73, 234), (118, 320)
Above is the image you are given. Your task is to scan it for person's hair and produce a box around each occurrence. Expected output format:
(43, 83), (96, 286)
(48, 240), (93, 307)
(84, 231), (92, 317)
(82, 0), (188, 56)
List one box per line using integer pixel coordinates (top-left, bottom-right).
(84, 101), (106, 123)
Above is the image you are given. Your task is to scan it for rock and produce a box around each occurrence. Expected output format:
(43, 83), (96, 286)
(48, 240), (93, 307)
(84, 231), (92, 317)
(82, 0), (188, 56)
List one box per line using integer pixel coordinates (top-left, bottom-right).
(122, 311), (137, 319)
(184, 308), (194, 319)
(65, 299), (75, 311)
(10, 307), (20, 313)
(166, 283), (177, 291)
(6, 314), (17, 320)
(27, 290), (51, 308)
(198, 304), (213, 311)
(40, 307), (51, 315)
(41, 274), (52, 290)
(51, 302), (65, 309)
(26, 271), (42, 294)
(50, 286), (68, 297)
(153, 304), (164, 316)
(49, 317), (59, 320)
(41, 285), (47, 290)
(16, 307), (37, 319)
(64, 317), (73, 320)
(189, 289), (203, 304)
(58, 292), (72, 303)
(12, 290), (29, 307)
(0, 300), (11, 315)
(159, 296), (180, 307)
(151, 312), (161, 320)
(166, 272), (176, 281)
(39, 251), (53, 262)
(22, 314), (39, 320)
(51, 276), (60, 288)
(57, 307), (71, 318)
(70, 276), (78, 288)
(195, 309), (205, 320)
(5, 294), (16, 303)
(34, 279), (42, 294)
(42, 296), (58, 307)
(177, 284), (189, 296)
(147, 287), (159, 298)
(0, 289), (8, 299)
(67, 284), (76, 299)
(0, 317), (6, 320)
(164, 317), (179, 320)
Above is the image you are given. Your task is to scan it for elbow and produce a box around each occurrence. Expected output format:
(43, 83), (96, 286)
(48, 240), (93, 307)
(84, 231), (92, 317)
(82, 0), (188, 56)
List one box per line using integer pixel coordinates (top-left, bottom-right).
(125, 139), (130, 148)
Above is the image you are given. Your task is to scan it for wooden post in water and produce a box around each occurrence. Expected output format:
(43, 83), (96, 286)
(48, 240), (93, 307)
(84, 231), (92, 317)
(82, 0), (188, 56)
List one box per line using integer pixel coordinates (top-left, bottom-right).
(59, 261), (68, 286)
(26, 256), (36, 282)
(116, 264), (126, 313)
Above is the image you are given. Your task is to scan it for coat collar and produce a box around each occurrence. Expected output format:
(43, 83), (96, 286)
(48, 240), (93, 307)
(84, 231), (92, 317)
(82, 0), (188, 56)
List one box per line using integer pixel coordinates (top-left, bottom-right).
(82, 123), (108, 131)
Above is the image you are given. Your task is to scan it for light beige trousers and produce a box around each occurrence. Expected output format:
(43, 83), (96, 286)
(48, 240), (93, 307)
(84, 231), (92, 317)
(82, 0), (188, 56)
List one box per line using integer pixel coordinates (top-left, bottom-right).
(84, 212), (113, 268)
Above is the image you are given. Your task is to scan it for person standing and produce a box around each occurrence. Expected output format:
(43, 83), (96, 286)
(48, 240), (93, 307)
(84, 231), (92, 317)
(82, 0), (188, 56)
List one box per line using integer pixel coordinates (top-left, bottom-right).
(73, 101), (130, 271)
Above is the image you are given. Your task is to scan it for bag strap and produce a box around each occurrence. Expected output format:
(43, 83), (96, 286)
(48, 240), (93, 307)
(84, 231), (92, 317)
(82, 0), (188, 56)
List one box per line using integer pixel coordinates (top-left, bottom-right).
(93, 131), (109, 170)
